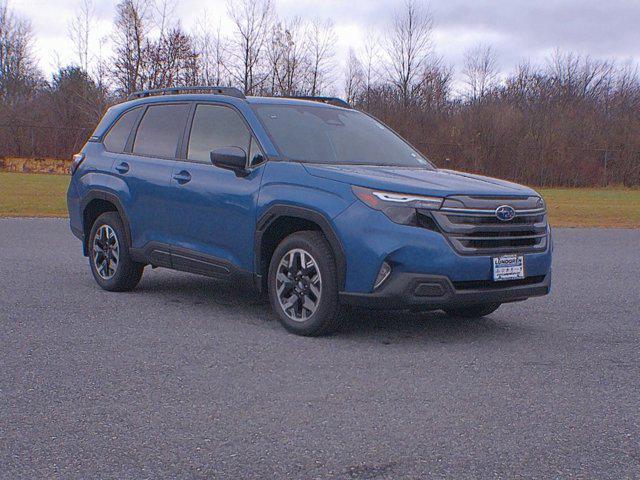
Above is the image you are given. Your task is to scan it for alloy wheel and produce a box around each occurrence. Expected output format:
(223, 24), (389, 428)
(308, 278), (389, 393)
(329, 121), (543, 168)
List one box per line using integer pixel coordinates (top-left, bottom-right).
(92, 225), (119, 280)
(275, 248), (322, 322)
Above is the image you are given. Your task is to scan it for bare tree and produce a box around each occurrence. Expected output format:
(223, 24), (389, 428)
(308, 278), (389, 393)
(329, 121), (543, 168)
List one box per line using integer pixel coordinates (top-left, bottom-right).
(92, 33), (113, 93)
(111, 0), (149, 95)
(416, 57), (452, 112)
(0, 1), (40, 157)
(67, 0), (94, 73)
(382, 0), (434, 106)
(194, 12), (228, 86)
(344, 48), (364, 103)
(0, 1), (39, 99)
(547, 49), (615, 101)
(306, 18), (336, 96)
(462, 43), (500, 101)
(267, 17), (307, 95)
(152, 0), (177, 38)
(142, 25), (197, 89)
(226, 0), (273, 95)
(614, 60), (640, 108)
(135, 0), (199, 90)
(362, 35), (381, 105)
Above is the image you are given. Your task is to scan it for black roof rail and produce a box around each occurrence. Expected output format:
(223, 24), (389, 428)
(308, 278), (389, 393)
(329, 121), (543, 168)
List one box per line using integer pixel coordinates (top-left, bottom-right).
(284, 96), (351, 108)
(127, 86), (245, 101)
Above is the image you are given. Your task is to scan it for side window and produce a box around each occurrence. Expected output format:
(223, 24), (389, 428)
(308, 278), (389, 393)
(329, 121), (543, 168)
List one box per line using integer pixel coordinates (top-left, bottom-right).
(249, 136), (265, 166)
(103, 107), (140, 153)
(133, 104), (189, 158)
(187, 104), (251, 163)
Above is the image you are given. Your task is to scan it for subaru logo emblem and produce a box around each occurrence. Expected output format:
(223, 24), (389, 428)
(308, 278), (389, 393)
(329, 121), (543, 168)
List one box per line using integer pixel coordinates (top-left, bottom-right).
(495, 205), (516, 221)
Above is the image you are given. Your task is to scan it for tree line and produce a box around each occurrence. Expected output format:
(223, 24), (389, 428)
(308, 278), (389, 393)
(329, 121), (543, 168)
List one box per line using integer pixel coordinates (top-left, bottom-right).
(1, 0), (639, 186)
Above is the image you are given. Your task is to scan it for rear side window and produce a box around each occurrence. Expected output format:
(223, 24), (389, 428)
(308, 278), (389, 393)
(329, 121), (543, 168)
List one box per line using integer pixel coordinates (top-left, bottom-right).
(187, 105), (251, 163)
(103, 107), (140, 153)
(133, 104), (189, 158)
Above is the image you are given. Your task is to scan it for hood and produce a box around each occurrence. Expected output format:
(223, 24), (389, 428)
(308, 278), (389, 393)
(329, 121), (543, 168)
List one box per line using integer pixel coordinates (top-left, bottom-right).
(303, 164), (538, 197)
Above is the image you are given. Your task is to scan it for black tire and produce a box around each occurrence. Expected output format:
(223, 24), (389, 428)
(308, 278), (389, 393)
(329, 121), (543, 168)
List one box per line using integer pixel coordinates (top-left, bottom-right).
(88, 212), (144, 292)
(268, 231), (341, 336)
(444, 303), (501, 318)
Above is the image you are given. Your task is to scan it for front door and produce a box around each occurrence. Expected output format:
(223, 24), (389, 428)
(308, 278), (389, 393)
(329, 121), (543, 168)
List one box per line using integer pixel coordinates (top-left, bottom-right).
(168, 103), (266, 274)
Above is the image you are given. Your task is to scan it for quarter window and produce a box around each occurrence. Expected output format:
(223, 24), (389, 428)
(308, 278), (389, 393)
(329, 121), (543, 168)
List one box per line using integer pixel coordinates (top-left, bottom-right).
(103, 107), (140, 153)
(133, 104), (189, 158)
(248, 137), (265, 166)
(187, 105), (253, 163)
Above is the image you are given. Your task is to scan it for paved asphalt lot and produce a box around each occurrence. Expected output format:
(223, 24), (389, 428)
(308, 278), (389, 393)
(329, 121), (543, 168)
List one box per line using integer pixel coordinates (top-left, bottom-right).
(1, 219), (639, 479)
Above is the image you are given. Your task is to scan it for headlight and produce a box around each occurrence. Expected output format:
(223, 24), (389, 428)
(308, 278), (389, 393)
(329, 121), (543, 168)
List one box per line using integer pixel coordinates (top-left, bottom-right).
(352, 186), (443, 225)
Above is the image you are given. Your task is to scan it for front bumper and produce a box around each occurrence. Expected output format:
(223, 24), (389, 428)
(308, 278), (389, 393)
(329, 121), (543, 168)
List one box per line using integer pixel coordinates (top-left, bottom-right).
(339, 271), (551, 309)
(332, 201), (553, 294)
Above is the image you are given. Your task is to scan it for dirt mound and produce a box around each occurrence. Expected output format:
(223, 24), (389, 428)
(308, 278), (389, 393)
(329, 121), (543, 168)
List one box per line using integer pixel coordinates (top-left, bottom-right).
(0, 157), (71, 175)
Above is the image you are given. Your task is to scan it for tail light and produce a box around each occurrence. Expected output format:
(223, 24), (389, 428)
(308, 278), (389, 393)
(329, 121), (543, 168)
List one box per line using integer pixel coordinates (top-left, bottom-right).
(70, 153), (85, 175)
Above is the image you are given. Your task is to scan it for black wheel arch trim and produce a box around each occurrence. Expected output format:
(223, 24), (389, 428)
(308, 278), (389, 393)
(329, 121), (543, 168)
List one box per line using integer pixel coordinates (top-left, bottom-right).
(80, 189), (133, 256)
(254, 204), (347, 290)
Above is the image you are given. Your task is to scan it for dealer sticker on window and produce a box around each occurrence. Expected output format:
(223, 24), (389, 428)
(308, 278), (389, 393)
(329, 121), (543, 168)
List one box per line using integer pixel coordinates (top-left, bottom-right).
(493, 254), (525, 281)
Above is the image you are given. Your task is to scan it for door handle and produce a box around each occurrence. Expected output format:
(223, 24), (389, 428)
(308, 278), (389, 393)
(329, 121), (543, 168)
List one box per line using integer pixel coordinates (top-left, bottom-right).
(115, 162), (129, 174)
(173, 170), (192, 184)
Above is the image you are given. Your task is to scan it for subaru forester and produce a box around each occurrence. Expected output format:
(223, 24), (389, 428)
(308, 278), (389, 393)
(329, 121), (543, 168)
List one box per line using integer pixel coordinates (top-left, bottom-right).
(67, 86), (552, 336)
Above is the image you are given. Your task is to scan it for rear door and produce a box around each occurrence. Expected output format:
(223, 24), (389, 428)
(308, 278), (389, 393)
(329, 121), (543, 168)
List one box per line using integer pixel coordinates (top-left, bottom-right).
(114, 103), (190, 256)
(167, 103), (266, 273)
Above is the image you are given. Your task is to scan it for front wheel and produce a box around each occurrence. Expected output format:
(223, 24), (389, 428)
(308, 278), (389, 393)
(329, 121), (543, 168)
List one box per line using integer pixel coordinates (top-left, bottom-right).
(268, 231), (341, 336)
(444, 303), (501, 318)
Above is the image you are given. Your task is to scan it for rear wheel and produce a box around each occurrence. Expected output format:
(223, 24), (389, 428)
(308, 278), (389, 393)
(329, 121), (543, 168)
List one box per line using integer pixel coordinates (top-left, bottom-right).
(444, 303), (501, 318)
(89, 212), (144, 292)
(268, 231), (341, 336)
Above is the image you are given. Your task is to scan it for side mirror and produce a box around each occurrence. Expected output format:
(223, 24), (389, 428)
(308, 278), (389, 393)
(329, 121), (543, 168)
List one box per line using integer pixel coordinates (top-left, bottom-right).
(210, 146), (247, 172)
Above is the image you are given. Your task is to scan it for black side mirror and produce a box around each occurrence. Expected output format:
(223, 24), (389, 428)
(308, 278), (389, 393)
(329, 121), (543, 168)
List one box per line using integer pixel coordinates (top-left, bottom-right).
(210, 146), (247, 172)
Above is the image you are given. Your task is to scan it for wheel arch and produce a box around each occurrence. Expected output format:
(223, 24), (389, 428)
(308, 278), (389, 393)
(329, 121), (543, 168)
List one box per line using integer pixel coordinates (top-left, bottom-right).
(81, 190), (132, 256)
(255, 205), (347, 292)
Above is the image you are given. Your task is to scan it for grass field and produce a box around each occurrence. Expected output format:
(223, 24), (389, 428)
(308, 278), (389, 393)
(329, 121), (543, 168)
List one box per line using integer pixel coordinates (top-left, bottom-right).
(1, 172), (638, 227)
(539, 188), (640, 228)
(0, 172), (69, 217)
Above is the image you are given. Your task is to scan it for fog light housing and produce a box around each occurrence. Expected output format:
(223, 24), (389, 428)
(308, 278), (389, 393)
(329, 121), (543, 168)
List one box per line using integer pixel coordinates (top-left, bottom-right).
(373, 261), (392, 290)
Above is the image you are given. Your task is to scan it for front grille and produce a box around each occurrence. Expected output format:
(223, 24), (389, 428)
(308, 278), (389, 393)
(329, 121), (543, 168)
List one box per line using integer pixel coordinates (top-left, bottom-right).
(425, 195), (548, 255)
(447, 214), (545, 225)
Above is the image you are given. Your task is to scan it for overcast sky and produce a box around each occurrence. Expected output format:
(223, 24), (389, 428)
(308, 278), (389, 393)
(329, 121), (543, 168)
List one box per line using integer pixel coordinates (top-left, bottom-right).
(11, 0), (640, 93)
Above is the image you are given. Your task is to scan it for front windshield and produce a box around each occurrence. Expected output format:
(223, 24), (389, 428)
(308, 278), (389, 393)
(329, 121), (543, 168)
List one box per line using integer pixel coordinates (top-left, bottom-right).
(253, 104), (434, 168)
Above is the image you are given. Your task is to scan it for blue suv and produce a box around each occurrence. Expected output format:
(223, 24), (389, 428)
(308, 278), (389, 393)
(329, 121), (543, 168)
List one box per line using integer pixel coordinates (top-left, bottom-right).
(68, 86), (552, 336)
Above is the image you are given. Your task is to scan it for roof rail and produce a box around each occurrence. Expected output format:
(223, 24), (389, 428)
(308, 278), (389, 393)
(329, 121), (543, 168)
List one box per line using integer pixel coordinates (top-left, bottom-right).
(127, 86), (245, 101)
(285, 96), (351, 108)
